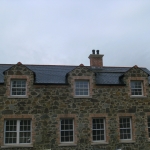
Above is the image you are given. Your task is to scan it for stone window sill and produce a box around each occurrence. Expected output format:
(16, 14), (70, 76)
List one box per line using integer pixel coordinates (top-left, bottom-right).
(58, 143), (77, 147)
(74, 96), (92, 99)
(1, 144), (33, 148)
(8, 96), (28, 99)
(91, 142), (108, 145)
(130, 96), (147, 98)
(119, 140), (135, 143)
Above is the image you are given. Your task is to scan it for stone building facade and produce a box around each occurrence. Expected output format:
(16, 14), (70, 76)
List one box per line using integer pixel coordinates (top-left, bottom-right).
(0, 50), (150, 150)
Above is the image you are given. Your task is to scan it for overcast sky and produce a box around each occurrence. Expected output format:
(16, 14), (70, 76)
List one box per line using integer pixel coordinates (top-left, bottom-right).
(1, 0), (150, 69)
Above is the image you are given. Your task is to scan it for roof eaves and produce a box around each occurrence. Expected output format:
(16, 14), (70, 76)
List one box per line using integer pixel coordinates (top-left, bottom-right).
(96, 83), (126, 86)
(34, 83), (69, 85)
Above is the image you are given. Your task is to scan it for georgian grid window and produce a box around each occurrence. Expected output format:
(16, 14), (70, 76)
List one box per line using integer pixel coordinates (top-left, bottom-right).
(92, 118), (105, 141)
(75, 80), (89, 96)
(4, 120), (31, 144)
(11, 80), (26, 96)
(119, 117), (132, 140)
(130, 81), (143, 96)
(148, 117), (150, 138)
(60, 119), (74, 143)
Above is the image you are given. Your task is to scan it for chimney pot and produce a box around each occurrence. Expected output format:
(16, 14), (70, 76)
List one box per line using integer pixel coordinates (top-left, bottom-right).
(96, 50), (99, 54)
(92, 49), (95, 54)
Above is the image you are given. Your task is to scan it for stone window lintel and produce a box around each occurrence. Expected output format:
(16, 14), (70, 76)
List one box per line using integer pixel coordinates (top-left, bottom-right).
(91, 142), (109, 145)
(1, 144), (33, 148)
(119, 140), (135, 143)
(7, 96), (29, 99)
(58, 143), (77, 147)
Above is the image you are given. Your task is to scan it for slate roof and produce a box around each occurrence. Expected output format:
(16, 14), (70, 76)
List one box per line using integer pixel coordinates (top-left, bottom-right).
(0, 64), (150, 85)
(95, 73), (124, 85)
(27, 65), (76, 84)
(0, 64), (13, 83)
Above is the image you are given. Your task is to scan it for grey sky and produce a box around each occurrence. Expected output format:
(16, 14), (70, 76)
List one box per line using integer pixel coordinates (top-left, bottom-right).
(1, 0), (150, 69)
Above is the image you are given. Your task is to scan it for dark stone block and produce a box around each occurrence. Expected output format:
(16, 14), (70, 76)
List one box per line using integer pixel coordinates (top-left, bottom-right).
(125, 147), (132, 150)
(30, 110), (37, 114)
(52, 106), (58, 109)
(79, 138), (84, 144)
(106, 108), (110, 113)
(19, 107), (24, 110)
(118, 109), (125, 113)
(128, 106), (136, 113)
(8, 70), (14, 75)
(31, 92), (37, 95)
(18, 102), (26, 106)
(81, 70), (86, 73)
(35, 106), (43, 109)
(91, 99), (98, 102)
(139, 112), (145, 116)
(144, 109), (150, 112)
(44, 108), (49, 113)
(22, 111), (29, 114)
(16, 71), (22, 75)
(41, 114), (49, 119)
(2, 110), (13, 114)
(78, 73), (82, 76)
(0, 89), (6, 95)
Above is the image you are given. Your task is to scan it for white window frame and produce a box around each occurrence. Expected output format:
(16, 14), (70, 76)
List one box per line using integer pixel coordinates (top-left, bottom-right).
(60, 119), (74, 143)
(92, 118), (106, 142)
(119, 117), (132, 140)
(148, 117), (150, 138)
(75, 80), (89, 96)
(4, 120), (32, 145)
(130, 81), (143, 96)
(11, 80), (27, 96)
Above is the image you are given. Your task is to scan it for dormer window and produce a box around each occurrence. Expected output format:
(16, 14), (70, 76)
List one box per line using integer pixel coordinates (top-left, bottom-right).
(130, 81), (143, 96)
(11, 80), (26, 96)
(75, 80), (89, 96)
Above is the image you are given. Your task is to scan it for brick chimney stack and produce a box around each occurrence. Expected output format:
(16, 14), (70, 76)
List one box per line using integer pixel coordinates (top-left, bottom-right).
(88, 50), (104, 67)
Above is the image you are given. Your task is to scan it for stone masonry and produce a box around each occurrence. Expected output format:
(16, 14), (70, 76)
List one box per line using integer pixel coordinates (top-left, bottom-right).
(0, 63), (150, 150)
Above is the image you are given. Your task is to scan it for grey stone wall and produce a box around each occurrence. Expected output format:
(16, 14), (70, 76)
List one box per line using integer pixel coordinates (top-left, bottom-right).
(0, 65), (150, 150)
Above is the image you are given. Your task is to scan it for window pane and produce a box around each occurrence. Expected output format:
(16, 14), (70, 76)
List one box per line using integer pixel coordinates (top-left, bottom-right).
(20, 120), (31, 131)
(19, 132), (31, 143)
(120, 118), (131, 140)
(11, 80), (26, 96)
(5, 132), (17, 143)
(6, 120), (17, 131)
(5, 120), (31, 144)
(92, 118), (105, 141)
(60, 119), (74, 142)
(130, 81), (142, 95)
(75, 80), (89, 96)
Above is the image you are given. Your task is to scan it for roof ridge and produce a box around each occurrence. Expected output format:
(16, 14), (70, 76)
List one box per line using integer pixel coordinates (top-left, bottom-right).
(26, 64), (78, 66)
(103, 66), (146, 68)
